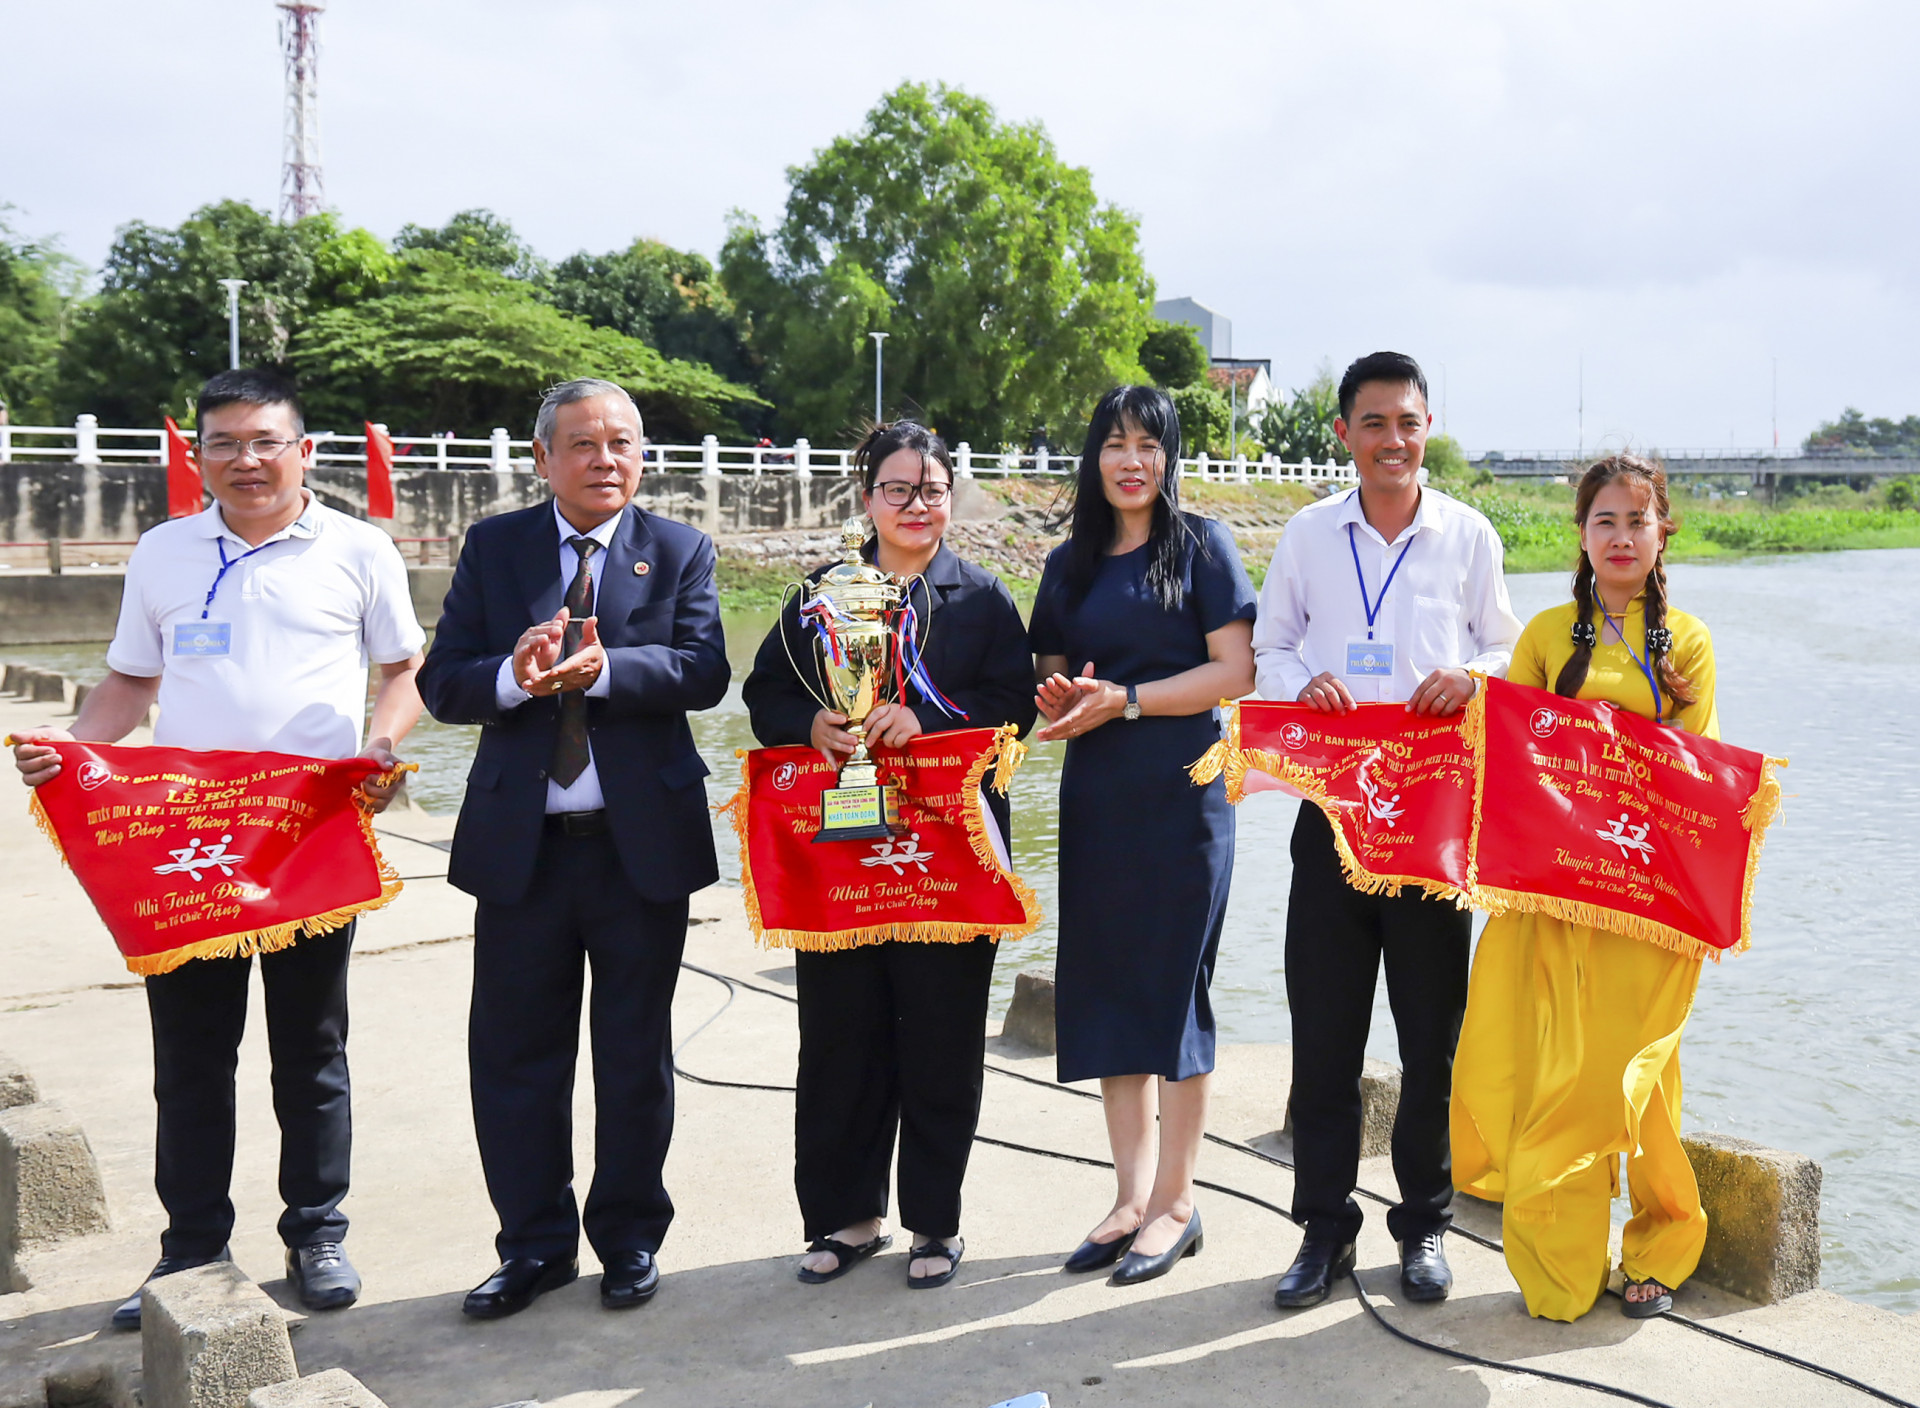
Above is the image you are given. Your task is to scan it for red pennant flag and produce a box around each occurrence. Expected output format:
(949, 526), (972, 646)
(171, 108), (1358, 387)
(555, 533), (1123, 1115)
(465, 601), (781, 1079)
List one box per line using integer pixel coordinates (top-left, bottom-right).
(1473, 678), (1784, 960)
(1191, 700), (1478, 900)
(164, 416), (202, 518)
(364, 421), (395, 520)
(9, 739), (410, 974)
(718, 726), (1041, 951)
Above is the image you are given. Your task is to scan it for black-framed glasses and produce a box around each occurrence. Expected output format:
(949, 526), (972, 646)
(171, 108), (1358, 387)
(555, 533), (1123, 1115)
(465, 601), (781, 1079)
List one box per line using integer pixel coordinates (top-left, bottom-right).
(198, 436), (300, 462)
(873, 480), (952, 507)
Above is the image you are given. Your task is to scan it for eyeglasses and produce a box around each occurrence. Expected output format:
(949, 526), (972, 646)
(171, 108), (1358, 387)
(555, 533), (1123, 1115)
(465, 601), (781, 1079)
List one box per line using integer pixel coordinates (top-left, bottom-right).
(873, 481), (952, 507)
(199, 437), (300, 462)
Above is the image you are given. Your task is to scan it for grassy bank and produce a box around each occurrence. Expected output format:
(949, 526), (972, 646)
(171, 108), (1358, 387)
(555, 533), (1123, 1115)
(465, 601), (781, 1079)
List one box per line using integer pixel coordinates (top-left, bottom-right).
(713, 478), (1920, 608)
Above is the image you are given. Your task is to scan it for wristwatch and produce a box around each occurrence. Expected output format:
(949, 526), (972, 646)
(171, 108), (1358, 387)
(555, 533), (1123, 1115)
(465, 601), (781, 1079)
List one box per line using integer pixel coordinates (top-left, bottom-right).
(1123, 684), (1142, 721)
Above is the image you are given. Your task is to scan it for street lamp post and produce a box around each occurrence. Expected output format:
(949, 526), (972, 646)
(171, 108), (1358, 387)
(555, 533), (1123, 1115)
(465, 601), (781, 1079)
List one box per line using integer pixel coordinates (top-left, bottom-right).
(218, 279), (249, 369)
(869, 331), (888, 425)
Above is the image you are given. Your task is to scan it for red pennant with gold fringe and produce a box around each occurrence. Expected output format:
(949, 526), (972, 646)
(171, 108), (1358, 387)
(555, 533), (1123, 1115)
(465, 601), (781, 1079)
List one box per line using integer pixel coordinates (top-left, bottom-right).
(718, 725), (1041, 952)
(11, 739), (407, 975)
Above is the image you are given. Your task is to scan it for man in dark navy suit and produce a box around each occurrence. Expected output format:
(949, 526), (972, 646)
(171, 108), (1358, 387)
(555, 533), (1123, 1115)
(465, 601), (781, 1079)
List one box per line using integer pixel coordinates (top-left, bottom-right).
(418, 378), (729, 1317)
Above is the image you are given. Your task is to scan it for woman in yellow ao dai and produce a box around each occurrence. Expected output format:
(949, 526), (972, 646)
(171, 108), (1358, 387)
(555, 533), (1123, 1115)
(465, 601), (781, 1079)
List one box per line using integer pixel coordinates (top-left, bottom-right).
(1452, 455), (1718, 1322)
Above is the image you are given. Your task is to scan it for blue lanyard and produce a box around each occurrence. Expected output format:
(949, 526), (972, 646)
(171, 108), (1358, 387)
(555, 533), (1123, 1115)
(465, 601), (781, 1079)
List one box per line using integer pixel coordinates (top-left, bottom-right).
(1347, 522), (1416, 641)
(201, 538), (277, 619)
(1599, 604), (1663, 718)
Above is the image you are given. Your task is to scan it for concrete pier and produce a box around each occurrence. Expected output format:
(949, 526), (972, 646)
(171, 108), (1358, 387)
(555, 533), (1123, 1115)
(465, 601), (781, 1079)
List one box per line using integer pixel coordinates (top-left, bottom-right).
(0, 689), (1917, 1407)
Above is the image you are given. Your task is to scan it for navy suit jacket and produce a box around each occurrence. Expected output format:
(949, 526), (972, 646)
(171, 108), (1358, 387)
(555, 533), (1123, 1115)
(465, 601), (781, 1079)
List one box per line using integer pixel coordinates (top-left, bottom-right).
(419, 500), (730, 906)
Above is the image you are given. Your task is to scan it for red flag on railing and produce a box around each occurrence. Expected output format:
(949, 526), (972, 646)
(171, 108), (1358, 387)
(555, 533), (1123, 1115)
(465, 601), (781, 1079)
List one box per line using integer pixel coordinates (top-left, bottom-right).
(364, 421), (395, 520)
(163, 417), (202, 518)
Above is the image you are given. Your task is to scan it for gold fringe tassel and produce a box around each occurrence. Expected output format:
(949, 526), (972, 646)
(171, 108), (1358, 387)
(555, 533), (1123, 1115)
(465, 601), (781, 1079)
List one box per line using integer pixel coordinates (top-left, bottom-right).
(1470, 883), (1726, 966)
(1731, 755), (1788, 957)
(26, 776), (408, 977)
(718, 731), (1043, 953)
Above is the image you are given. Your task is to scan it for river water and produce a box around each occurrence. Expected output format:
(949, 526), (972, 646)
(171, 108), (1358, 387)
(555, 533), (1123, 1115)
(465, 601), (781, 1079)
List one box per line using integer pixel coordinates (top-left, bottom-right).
(11, 549), (1917, 1310)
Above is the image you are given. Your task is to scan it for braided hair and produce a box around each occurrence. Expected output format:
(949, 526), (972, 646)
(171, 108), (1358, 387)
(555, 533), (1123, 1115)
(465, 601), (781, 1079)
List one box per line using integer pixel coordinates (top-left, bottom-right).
(1553, 454), (1697, 717)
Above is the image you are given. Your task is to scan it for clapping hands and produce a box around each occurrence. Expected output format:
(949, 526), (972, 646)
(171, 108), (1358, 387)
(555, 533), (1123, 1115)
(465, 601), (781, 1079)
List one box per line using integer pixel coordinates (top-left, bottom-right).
(513, 608), (605, 697)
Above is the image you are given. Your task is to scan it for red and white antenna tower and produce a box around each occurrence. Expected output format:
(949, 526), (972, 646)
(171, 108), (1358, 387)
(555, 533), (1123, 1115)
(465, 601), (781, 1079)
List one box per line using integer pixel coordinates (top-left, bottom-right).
(277, 1), (326, 221)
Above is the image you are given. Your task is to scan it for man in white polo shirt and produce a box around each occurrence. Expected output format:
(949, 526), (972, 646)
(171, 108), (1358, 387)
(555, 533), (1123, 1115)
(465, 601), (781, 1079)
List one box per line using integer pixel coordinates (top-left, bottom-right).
(1254, 351), (1521, 1312)
(10, 369), (424, 1329)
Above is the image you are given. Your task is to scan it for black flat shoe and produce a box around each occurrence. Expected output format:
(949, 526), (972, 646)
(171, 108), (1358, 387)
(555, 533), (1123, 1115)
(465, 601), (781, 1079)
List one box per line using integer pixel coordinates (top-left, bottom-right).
(599, 1250), (659, 1309)
(1063, 1227), (1138, 1274)
(1621, 1277), (1673, 1318)
(795, 1233), (891, 1285)
(1400, 1230), (1452, 1303)
(1109, 1209), (1203, 1287)
(1273, 1228), (1355, 1309)
(462, 1257), (578, 1319)
(110, 1246), (232, 1331)
(907, 1237), (964, 1290)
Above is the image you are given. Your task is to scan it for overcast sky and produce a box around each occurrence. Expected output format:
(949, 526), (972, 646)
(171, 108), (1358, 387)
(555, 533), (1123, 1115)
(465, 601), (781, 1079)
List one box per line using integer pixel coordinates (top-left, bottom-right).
(4, 0), (1916, 452)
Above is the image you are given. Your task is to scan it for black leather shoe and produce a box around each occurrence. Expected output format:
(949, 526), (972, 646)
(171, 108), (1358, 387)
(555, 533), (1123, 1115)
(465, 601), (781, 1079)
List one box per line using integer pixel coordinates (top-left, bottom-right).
(461, 1257), (578, 1319)
(599, 1250), (659, 1309)
(111, 1246), (232, 1331)
(1063, 1227), (1137, 1274)
(1400, 1230), (1453, 1302)
(286, 1241), (361, 1311)
(1109, 1209), (1203, 1287)
(1273, 1228), (1356, 1309)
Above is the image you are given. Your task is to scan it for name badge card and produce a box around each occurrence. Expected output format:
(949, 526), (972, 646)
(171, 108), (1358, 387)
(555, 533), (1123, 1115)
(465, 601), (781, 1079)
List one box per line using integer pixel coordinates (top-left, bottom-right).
(173, 622), (232, 657)
(1346, 638), (1394, 678)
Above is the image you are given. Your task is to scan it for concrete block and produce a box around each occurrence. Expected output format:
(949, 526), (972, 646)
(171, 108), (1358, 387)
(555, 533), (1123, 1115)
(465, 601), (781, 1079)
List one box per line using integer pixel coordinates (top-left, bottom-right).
(1683, 1130), (1822, 1304)
(1000, 969), (1056, 1053)
(72, 681), (90, 714)
(143, 1262), (299, 1408)
(0, 1052), (36, 1110)
(1, 663), (24, 694)
(25, 670), (66, 704)
(1283, 1058), (1401, 1158)
(246, 1370), (389, 1408)
(1, 1100), (111, 1288)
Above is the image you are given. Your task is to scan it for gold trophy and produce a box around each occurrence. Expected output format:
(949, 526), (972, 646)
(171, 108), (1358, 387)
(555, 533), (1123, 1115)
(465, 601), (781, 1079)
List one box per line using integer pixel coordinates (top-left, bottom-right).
(787, 517), (909, 842)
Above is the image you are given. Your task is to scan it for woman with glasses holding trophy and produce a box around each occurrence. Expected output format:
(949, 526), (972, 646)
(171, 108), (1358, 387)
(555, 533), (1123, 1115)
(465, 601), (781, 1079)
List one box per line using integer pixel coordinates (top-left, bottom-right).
(743, 421), (1035, 1290)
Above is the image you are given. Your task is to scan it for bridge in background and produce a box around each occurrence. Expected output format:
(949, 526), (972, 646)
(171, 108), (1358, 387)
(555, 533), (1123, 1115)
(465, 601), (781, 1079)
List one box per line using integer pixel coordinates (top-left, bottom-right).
(1477, 449), (1919, 480)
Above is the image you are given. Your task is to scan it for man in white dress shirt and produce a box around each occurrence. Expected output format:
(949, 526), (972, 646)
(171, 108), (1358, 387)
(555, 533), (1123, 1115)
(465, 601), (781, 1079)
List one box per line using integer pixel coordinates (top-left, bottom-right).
(1253, 351), (1521, 1310)
(10, 369), (425, 1328)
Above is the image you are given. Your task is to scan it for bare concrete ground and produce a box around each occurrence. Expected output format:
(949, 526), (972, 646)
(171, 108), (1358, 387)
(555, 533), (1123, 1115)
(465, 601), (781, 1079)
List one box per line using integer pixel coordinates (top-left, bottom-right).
(2, 694), (1918, 1407)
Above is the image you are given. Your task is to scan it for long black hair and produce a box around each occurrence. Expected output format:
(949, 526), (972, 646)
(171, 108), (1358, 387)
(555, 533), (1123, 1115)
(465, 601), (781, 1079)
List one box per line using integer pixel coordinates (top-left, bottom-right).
(1060, 385), (1203, 610)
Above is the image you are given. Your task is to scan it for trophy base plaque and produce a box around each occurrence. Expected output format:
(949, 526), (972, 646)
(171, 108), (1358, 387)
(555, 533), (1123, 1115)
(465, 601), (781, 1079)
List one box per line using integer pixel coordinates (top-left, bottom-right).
(814, 762), (906, 843)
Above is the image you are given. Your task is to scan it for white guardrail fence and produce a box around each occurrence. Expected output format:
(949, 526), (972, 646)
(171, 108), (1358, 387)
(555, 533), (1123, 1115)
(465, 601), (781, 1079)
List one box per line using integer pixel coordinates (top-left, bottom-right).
(0, 415), (1358, 487)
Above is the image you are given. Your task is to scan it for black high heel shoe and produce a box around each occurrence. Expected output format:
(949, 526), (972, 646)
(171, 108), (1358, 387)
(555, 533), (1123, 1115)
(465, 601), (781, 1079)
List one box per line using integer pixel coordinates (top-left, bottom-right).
(1063, 1226), (1139, 1274)
(1109, 1208), (1203, 1287)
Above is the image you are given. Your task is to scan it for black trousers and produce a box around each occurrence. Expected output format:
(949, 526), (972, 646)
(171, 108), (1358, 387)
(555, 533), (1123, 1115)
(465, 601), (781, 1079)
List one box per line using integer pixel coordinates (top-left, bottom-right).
(145, 923), (355, 1260)
(1285, 804), (1470, 1243)
(793, 937), (997, 1242)
(470, 831), (688, 1262)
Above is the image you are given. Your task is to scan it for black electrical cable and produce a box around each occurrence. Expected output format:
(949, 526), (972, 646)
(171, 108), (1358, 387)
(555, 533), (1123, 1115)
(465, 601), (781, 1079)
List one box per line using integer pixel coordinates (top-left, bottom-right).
(673, 960), (1918, 1408)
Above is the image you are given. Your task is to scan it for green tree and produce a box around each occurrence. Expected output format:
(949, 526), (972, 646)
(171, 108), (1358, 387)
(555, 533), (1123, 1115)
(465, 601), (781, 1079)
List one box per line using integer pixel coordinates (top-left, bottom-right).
(547, 239), (760, 395)
(1805, 407), (1920, 457)
(1422, 433), (1490, 489)
(393, 209), (548, 283)
(1170, 383), (1230, 457)
(54, 200), (336, 424)
(0, 210), (82, 423)
(721, 82), (1155, 445)
(289, 252), (763, 439)
(1138, 319), (1207, 389)
(1255, 366), (1347, 465)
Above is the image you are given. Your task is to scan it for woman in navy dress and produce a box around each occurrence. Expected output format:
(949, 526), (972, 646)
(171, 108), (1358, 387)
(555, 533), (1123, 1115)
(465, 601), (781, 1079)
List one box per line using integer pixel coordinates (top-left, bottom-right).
(1029, 385), (1257, 1286)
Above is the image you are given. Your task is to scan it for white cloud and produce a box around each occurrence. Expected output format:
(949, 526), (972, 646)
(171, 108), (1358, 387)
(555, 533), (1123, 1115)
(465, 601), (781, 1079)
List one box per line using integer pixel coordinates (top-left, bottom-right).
(4, 0), (1915, 448)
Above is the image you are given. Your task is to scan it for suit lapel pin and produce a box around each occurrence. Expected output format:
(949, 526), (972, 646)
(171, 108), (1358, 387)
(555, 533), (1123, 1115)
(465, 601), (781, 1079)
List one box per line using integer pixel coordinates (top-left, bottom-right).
(634, 561), (650, 576)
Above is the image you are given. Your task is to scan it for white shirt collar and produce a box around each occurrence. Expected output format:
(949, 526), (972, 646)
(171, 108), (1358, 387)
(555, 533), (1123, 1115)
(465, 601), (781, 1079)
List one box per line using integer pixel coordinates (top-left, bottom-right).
(191, 489), (323, 547)
(553, 500), (623, 552)
(1335, 484), (1437, 547)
